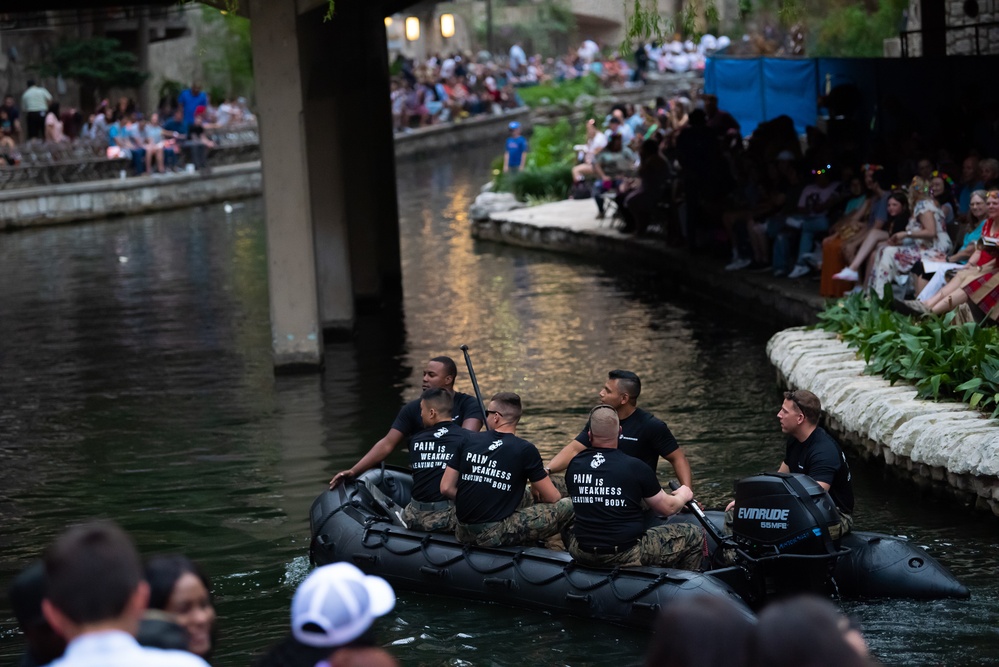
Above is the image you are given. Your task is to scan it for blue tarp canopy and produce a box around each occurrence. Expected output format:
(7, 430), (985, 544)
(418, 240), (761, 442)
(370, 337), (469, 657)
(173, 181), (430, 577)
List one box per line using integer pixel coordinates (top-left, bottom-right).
(705, 57), (819, 135)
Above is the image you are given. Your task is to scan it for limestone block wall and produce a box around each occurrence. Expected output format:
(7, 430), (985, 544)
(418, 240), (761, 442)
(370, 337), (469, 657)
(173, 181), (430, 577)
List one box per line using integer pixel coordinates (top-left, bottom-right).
(904, 0), (999, 56)
(767, 327), (999, 517)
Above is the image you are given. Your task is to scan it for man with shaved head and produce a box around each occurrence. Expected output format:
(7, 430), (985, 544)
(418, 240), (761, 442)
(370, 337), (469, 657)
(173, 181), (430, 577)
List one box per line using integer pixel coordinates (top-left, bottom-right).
(564, 405), (704, 569)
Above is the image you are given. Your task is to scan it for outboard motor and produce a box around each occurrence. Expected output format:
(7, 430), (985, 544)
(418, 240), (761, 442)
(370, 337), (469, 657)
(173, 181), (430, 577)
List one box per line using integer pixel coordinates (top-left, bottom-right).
(729, 472), (847, 604)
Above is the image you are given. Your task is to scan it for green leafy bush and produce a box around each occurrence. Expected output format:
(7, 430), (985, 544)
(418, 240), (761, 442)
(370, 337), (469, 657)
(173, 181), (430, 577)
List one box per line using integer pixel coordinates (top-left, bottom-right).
(816, 293), (999, 417)
(526, 118), (580, 169)
(495, 164), (573, 201)
(516, 75), (602, 108)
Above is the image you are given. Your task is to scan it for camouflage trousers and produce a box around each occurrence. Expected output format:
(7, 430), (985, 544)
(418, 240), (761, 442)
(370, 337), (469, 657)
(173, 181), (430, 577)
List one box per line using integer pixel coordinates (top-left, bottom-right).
(567, 523), (705, 571)
(402, 501), (456, 533)
(456, 498), (574, 548)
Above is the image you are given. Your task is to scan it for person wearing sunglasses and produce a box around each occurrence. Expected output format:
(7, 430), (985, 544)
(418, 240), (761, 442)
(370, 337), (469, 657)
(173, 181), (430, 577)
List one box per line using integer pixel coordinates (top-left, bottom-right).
(441, 392), (573, 548)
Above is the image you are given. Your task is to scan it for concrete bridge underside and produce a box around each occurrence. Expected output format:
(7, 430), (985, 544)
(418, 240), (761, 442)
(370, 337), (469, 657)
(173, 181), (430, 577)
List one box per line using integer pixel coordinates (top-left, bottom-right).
(11, 0), (427, 371)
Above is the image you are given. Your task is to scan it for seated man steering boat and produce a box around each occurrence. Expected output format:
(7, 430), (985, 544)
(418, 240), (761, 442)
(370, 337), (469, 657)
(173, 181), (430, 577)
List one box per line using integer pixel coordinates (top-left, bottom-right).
(564, 405), (704, 569)
(441, 392), (573, 548)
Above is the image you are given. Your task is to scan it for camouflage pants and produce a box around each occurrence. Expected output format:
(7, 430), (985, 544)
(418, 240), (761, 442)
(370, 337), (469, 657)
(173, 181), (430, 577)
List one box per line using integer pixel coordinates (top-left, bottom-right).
(456, 498), (574, 548)
(549, 473), (568, 498)
(567, 524), (705, 571)
(401, 501), (456, 533)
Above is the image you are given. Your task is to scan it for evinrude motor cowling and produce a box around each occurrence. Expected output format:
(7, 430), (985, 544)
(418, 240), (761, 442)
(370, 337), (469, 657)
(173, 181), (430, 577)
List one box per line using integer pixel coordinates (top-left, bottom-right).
(729, 472), (848, 603)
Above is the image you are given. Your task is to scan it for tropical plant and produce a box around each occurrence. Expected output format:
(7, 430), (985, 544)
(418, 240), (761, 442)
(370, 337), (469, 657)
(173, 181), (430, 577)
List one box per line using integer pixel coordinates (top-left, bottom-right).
(816, 293), (999, 417)
(516, 74), (601, 109)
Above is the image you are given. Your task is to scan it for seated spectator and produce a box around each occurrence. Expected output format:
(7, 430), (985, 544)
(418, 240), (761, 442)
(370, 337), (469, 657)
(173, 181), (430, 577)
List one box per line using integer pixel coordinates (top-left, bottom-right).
(592, 133), (636, 219)
(44, 102), (68, 143)
(930, 171), (957, 232)
(571, 119), (608, 184)
(746, 153), (803, 274)
(820, 166), (890, 297)
(122, 113), (148, 174)
(868, 177), (951, 299)
(145, 556), (216, 660)
(910, 188), (991, 299)
(956, 154), (982, 215)
(785, 163), (843, 279)
(832, 190), (910, 286)
(981, 157), (999, 191)
(138, 115), (167, 175)
(1, 94), (21, 139)
(253, 563), (397, 667)
(185, 113), (216, 172)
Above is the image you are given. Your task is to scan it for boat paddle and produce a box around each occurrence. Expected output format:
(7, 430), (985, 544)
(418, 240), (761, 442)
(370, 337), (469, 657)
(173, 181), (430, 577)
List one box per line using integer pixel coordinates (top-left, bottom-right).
(459, 344), (489, 427)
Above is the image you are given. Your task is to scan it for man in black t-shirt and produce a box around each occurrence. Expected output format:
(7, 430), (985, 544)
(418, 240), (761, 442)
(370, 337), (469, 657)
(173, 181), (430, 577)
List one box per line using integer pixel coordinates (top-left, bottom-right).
(565, 405), (704, 569)
(726, 389), (854, 539)
(546, 370), (692, 490)
(400, 388), (469, 532)
(330, 356), (484, 489)
(441, 392), (573, 547)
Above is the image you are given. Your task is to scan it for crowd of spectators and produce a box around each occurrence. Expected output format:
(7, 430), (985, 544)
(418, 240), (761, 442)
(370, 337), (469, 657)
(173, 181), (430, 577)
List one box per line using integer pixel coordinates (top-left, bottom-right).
(9, 520), (877, 667)
(566, 83), (999, 325)
(390, 34), (731, 133)
(0, 81), (255, 177)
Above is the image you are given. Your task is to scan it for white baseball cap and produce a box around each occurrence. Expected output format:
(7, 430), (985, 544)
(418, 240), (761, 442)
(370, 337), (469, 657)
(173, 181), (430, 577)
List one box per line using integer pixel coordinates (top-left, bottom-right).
(291, 563), (396, 648)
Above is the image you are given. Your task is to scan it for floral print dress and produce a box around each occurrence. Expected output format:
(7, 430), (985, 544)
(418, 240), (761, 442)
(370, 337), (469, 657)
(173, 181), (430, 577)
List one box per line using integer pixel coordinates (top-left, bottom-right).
(869, 199), (950, 298)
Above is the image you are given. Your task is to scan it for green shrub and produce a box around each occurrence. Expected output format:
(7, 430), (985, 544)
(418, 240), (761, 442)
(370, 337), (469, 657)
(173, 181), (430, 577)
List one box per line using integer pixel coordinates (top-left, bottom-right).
(516, 74), (602, 108)
(816, 293), (999, 417)
(495, 164), (573, 201)
(526, 118), (581, 169)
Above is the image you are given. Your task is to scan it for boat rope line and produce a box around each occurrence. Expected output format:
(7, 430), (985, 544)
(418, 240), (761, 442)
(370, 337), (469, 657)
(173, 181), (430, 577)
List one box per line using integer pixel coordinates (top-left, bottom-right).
(353, 525), (678, 603)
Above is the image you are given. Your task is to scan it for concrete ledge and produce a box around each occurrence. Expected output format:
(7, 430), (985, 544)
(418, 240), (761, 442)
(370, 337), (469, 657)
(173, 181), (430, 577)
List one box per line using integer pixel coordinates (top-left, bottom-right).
(0, 162), (262, 229)
(393, 108), (532, 161)
(476, 199), (825, 328)
(767, 328), (999, 516)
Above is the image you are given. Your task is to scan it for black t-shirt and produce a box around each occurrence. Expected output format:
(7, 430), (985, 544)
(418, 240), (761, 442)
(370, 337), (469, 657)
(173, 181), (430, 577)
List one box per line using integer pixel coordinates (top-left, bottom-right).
(575, 408), (678, 472)
(391, 391), (483, 442)
(409, 421), (468, 503)
(566, 448), (661, 549)
(447, 430), (546, 524)
(784, 426), (855, 514)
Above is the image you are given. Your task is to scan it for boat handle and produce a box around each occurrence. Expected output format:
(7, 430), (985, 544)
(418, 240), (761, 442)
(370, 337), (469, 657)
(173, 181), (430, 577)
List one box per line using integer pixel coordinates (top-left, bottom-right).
(631, 601), (660, 612)
(483, 577), (513, 589)
(420, 566), (447, 577)
(565, 592), (591, 605)
(351, 553), (377, 565)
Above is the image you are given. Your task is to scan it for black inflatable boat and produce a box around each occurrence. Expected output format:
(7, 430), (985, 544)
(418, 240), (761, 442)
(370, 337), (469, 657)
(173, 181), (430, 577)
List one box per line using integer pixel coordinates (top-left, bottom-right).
(309, 467), (968, 627)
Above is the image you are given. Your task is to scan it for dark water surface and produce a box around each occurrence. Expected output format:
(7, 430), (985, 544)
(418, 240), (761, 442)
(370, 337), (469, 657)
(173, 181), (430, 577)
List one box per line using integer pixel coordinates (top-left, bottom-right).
(1, 147), (997, 666)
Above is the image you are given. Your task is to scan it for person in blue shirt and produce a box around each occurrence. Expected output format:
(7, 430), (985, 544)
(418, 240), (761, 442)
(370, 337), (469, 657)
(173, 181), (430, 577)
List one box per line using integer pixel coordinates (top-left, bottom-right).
(503, 121), (528, 173)
(177, 83), (207, 133)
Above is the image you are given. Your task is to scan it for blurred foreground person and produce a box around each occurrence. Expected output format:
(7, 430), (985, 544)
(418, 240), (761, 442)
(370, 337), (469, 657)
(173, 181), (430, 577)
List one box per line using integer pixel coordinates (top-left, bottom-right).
(254, 563), (398, 667)
(749, 595), (872, 667)
(643, 595), (754, 667)
(146, 555), (218, 659)
(41, 521), (209, 667)
(8, 561), (67, 667)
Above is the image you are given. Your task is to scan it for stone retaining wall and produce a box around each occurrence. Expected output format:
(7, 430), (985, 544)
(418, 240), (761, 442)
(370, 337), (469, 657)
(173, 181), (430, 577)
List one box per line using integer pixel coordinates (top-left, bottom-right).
(767, 327), (999, 517)
(0, 163), (262, 229)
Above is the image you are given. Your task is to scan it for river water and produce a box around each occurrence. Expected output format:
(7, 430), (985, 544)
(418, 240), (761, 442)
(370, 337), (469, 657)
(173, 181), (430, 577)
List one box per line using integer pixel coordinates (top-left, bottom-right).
(0, 146), (996, 666)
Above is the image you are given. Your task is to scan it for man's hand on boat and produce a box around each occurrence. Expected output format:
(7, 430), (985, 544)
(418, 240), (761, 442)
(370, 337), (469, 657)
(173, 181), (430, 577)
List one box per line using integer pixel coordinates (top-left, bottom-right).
(330, 469), (355, 489)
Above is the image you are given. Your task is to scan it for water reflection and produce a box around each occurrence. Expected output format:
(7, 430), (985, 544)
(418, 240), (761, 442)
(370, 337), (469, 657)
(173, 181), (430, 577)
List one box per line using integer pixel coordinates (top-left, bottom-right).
(0, 146), (996, 666)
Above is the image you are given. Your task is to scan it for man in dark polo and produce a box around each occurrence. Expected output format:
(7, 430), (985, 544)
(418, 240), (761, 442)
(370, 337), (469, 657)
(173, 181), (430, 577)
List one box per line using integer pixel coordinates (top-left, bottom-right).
(564, 405), (704, 569)
(330, 356), (483, 489)
(546, 369), (692, 490)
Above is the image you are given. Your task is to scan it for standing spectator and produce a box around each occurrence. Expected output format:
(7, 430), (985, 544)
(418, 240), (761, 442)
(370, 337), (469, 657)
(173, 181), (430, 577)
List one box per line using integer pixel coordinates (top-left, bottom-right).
(145, 556), (216, 659)
(21, 79), (52, 140)
(40, 521), (209, 667)
(177, 83), (208, 134)
(503, 121), (528, 173)
(2, 94), (21, 140)
(8, 561), (67, 667)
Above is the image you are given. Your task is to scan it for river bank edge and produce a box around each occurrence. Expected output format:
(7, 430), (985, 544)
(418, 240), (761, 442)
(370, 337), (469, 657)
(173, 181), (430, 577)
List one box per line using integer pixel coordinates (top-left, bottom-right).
(477, 199), (999, 519)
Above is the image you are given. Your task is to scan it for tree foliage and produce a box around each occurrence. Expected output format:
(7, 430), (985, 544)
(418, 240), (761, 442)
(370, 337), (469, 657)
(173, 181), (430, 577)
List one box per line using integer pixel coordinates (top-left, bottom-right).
(199, 6), (255, 101)
(809, 0), (908, 57)
(36, 37), (147, 101)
